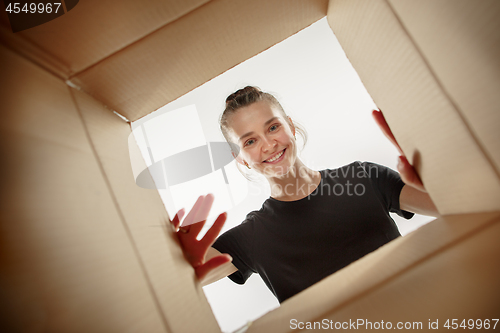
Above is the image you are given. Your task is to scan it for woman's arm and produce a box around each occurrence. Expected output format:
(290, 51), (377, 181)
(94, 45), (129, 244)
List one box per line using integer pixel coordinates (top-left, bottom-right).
(201, 247), (238, 286)
(400, 185), (439, 217)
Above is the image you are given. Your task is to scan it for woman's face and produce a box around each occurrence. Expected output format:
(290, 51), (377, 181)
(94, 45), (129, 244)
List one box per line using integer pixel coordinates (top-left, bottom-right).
(227, 101), (297, 178)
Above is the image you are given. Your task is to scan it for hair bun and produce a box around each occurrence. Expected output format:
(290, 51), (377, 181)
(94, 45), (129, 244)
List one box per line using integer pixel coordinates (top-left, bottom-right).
(225, 86), (262, 105)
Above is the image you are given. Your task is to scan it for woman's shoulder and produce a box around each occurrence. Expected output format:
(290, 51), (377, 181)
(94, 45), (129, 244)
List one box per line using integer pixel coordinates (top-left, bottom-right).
(321, 161), (390, 175)
(235, 198), (282, 228)
(319, 161), (395, 185)
(244, 202), (272, 223)
(321, 160), (361, 172)
(216, 212), (256, 245)
(320, 161), (365, 177)
(223, 207), (263, 234)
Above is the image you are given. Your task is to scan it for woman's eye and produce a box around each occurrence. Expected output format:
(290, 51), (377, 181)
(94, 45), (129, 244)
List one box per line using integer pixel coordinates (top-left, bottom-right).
(245, 139), (255, 146)
(269, 124), (280, 132)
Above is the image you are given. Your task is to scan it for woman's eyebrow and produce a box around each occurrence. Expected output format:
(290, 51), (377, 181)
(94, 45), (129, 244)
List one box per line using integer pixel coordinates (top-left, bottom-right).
(264, 117), (279, 127)
(238, 117), (279, 142)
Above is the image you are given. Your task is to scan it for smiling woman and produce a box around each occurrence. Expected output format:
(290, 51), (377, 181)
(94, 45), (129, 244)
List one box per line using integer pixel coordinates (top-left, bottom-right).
(128, 18), (441, 332)
(220, 86), (308, 182)
(170, 85), (439, 306)
(220, 88), (322, 202)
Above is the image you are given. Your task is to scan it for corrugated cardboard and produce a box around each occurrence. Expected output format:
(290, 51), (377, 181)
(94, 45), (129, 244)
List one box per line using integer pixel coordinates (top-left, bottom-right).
(388, 0), (500, 174)
(71, 87), (220, 332)
(68, 0), (328, 121)
(0, 1), (328, 331)
(0, 44), (166, 332)
(1, 0), (499, 331)
(327, 0), (500, 215)
(0, 0), (328, 121)
(0, 0), (211, 78)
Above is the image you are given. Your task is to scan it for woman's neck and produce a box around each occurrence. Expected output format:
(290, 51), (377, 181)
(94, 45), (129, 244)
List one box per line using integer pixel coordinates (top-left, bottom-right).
(266, 159), (321, 201)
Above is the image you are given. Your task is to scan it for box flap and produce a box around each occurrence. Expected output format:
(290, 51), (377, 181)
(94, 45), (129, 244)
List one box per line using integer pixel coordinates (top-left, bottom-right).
(327, 0), (500, 214)
(1, 0), (328, 122)
(0, 0), (210, 78)
(0, 44), (167, 332)
(69, 0), (328, 121)
(388, 0), (500, 184)
(248, 212), (500, 332)
(71, 88), (221, 332)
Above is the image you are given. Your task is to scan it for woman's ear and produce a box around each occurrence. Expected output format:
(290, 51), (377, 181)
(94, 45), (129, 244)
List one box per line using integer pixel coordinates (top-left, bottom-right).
(232, 151), (250, 169)
(232, 151), (245, 165)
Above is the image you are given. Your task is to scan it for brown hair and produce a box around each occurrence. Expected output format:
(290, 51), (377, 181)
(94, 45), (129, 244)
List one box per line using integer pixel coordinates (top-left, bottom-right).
(220, 86), (307, 147)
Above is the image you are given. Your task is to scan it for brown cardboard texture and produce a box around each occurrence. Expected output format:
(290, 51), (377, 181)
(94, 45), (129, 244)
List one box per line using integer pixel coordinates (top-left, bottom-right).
(0, 0), (212, 78)
(0, 0), (328, 121)
(327, 0), (500, 215)
(0, 44), (167, 332)
(1, 0), (499, 332)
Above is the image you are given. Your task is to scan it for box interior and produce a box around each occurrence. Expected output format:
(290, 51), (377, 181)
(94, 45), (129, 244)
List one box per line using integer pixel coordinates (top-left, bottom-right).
(1, 0), (499, 332)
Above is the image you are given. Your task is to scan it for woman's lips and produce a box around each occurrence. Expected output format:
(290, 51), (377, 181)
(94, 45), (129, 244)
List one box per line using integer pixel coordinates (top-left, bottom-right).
(264, 148), (286, 164)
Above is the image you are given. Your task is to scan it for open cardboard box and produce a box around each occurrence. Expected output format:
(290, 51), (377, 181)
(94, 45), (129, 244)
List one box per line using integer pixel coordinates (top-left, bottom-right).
(1, 0), (499, 332)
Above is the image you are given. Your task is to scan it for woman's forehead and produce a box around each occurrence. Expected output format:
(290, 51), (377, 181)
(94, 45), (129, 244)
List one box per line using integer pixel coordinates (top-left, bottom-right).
(229, 101), (284, 131)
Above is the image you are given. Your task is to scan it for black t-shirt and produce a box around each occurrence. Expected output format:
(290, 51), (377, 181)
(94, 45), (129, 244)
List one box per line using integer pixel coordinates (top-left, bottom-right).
(212, 161), (413, 303)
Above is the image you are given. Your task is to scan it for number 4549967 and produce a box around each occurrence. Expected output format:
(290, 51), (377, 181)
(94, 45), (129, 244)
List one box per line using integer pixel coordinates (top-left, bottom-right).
(5, 3), (62, 14)
(444, 319), (498, 330)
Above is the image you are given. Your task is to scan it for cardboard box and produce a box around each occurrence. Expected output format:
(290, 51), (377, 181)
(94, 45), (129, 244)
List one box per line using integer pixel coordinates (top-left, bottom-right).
(1, 0), (498, 332)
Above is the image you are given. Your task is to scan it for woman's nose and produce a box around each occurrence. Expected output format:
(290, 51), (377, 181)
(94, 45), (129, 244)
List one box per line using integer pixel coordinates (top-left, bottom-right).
(261, 137), (276, 152)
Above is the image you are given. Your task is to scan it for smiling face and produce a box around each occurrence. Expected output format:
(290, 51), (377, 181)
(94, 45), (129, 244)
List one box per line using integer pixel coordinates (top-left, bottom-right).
(226, 101), (297, 178)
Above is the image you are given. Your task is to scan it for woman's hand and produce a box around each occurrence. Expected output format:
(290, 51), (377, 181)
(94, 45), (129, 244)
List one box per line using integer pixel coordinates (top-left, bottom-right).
(372, 109), (426, 192)
(373, 110), (439, 216)
(170, 194), (232, 281)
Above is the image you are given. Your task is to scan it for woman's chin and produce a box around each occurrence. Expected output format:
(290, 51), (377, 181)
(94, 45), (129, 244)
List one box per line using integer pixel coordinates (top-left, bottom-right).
(261, 163), (292, 178)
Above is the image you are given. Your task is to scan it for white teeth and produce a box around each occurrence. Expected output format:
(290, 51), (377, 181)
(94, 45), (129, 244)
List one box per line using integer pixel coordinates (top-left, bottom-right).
(266, 150), (284, 162)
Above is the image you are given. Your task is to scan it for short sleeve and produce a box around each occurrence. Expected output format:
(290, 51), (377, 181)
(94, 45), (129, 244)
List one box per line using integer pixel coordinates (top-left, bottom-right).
(359, 161), (414, 219)
(212, 219), (255, 284)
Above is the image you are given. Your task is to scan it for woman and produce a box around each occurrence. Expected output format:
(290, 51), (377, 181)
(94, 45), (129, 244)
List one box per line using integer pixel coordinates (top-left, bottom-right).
(171, 86), (438, 303)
